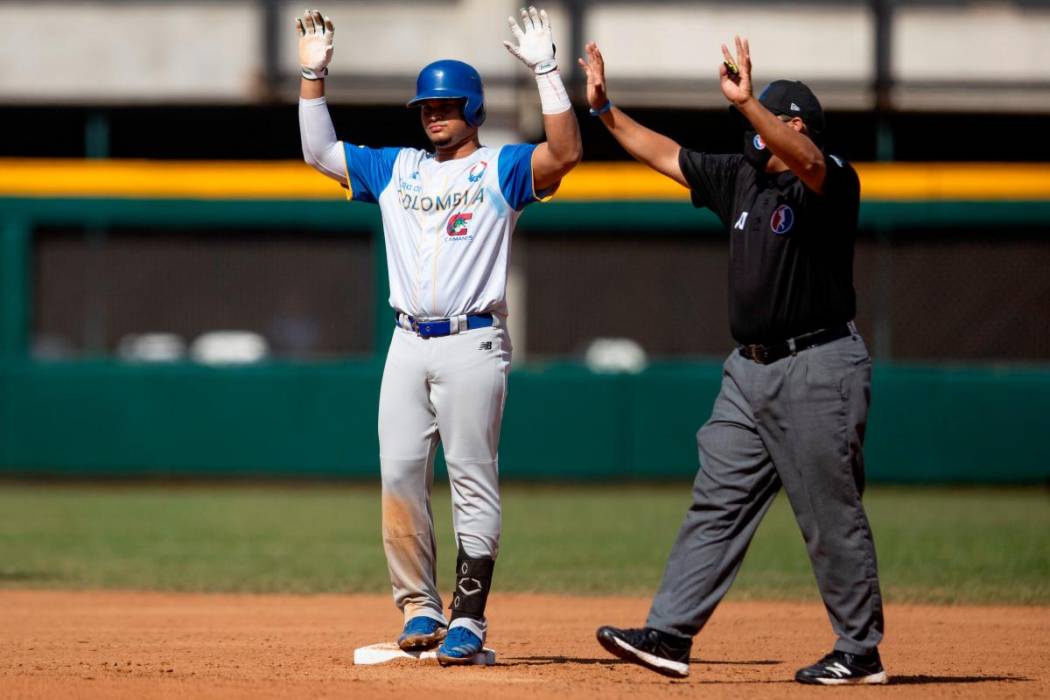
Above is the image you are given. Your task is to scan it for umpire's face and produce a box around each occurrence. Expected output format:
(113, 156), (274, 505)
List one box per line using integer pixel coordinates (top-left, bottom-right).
(774, 113), (807, 136)
(420, 99), (475, 149)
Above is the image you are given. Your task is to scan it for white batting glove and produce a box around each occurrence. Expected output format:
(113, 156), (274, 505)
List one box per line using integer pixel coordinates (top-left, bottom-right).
(504, 6), (557, 75)
(296, 9), (334, 80)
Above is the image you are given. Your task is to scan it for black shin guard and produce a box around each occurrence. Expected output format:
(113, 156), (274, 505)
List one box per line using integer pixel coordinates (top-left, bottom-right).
(449, 544), (495, 621)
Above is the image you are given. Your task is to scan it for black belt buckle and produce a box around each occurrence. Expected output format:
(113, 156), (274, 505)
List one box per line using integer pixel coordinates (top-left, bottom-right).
(743, 344), (769, 364)
(740, 324), (852, 364)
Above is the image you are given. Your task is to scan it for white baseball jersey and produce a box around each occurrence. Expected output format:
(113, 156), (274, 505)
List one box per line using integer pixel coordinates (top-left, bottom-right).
(342, 143), (547, 320)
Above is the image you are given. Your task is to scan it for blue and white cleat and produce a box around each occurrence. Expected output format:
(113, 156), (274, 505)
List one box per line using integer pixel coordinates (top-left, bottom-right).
(436, 626), (484, 665)
(397, 616), (447, 651)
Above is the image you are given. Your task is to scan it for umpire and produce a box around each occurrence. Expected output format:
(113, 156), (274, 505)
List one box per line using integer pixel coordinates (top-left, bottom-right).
(580, 36), (887, 684)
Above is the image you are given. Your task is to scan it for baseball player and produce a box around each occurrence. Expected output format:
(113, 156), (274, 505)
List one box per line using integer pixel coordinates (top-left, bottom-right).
(582, 38), (887, 684)
(296, 7), (581, 664)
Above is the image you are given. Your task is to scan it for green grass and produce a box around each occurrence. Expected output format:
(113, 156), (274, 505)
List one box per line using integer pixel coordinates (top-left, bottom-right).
(0, 484), (1046, 604)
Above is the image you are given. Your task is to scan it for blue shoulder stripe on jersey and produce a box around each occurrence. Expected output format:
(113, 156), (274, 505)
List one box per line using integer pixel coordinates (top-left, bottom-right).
(343, 144), (400, 203)
(498, 143), (546, 211)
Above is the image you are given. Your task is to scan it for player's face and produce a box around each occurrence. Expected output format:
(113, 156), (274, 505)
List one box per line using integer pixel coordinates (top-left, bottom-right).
(420, 99), (474, 149)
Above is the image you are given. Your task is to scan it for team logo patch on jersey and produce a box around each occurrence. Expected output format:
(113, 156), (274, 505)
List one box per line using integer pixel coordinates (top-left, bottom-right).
(467, 160), (488, 183)
(753, 134), (766, 151)
(770, 204), (794, 235)
(447, 212), (473, 237)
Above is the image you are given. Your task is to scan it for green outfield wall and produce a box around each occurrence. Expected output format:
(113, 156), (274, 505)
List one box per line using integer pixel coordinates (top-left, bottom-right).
(2, 192), (1049, 483)
(1, 359), (1048, 483)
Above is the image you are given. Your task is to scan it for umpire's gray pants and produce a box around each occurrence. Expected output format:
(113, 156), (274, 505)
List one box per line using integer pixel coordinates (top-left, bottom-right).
(647, 332), (884, 655)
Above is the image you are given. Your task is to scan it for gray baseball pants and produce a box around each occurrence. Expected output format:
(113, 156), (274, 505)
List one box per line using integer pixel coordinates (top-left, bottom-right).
(377, 323), (511, 633)
(647, 332), (884, 655)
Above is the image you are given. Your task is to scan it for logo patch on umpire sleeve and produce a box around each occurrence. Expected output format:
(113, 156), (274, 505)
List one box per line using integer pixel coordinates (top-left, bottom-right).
(770, 204), (794, 235)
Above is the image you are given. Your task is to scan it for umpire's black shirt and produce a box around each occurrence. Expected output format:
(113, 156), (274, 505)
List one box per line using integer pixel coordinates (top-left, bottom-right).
(679, 149), (860, 346)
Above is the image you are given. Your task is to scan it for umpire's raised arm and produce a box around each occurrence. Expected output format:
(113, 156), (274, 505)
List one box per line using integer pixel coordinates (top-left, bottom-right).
(577, 42), (687, 188)
(504, 6), (582, 193)
(720, 36), (827, 193)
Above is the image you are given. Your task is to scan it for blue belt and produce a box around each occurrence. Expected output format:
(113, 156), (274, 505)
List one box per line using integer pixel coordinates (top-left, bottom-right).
(397, 313), (494, 338)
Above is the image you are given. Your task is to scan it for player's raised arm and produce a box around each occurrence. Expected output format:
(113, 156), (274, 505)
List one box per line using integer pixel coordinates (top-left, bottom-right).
(503, 6), (582, 192)
(721, 36), (826, 193)
(577, 42), (687, 188)
(296, 9), (346, 183)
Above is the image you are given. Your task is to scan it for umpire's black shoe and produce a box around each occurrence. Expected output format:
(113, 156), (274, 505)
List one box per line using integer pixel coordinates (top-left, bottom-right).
(795, 649), (888, 685)
(596, 625), (691, 678)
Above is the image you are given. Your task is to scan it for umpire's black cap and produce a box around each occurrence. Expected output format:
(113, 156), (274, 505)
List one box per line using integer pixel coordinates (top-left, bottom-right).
(758, 80), (825, 135)
(731, 79), (826, 138)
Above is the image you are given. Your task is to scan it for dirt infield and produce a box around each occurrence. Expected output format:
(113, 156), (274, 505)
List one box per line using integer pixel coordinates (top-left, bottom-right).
(1, 591), (1047, 699)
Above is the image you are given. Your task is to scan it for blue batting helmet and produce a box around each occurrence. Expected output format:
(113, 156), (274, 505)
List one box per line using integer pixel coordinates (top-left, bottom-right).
(407, 59), (486, 127)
